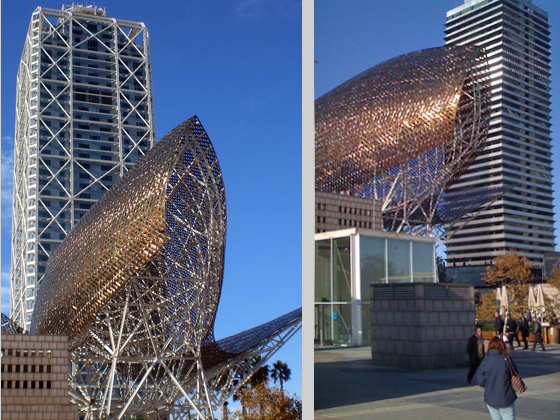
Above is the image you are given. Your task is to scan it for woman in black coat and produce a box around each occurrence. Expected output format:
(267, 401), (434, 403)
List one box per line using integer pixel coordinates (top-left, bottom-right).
(477, 337), (518, 420)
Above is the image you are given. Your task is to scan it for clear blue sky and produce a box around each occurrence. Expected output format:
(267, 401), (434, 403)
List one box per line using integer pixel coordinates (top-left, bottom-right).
(315, 0), (560, 256)
(1, 0), (302, 400)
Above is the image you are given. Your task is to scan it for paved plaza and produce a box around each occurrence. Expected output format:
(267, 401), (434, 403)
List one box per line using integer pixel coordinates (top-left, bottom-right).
(315, 343), (560, 420)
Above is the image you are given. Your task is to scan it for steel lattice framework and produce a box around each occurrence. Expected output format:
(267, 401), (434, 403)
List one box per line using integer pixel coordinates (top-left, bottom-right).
(11, 5), (155, 330)
(30, 117), (301, 418)
(315, 45), (491, 234)
(1, 313), (24, 334)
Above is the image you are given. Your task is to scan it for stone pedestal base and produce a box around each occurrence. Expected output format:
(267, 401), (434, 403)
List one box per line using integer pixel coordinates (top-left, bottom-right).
(370, 283), (475, 369)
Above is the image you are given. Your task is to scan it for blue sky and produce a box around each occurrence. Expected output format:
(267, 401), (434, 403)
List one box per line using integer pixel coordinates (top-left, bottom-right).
(315, 0), (560, 256)
(1, 0), (302, 401)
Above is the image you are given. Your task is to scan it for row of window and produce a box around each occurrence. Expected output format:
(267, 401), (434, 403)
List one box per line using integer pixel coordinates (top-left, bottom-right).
(314, 215), (374, 229)
(315, 203), (374, 217)
(2, 364), (52, 373)
(1, 380), (52, 390)
(340, 219), (373, 229)
(339, 206), (373, 216)
(1, 349), (52, 358)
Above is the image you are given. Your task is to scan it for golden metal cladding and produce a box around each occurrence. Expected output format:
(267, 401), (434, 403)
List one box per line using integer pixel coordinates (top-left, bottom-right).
(31, 116), (226, 348)
(315, 45), (491, 197)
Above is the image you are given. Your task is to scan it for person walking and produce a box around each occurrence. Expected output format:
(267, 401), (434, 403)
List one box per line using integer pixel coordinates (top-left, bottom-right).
(494, 311), (505, 338)
(518, 314), (529, 349)
(478, 337), (518, 420)
(467, 326), (485, 384)
(506, 315), (520, 350)
(531, 319), (546, 351)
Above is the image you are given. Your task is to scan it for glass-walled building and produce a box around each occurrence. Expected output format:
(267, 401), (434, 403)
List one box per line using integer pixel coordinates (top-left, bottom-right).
(315, 228), (436, 347)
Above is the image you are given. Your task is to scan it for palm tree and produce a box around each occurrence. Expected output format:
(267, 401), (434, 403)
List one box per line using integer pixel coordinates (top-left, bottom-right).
(249, 355), (269, 387)
(270, 360), (291, 390)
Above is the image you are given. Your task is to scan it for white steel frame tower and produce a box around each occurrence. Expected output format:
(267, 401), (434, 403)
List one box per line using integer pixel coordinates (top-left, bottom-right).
(444, 0), (555, 268)
(10, 4), (155, 330)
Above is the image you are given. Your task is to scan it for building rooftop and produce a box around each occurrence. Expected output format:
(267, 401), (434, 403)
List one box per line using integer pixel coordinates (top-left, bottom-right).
(62, 3), (106, 16)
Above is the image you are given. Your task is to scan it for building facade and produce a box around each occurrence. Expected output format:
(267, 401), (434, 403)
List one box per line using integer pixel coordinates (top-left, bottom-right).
(10, 5), (155, 330)
(1, 333), (77, 419)
(315, 191), (383, 234)
(445, 0), (555, 268)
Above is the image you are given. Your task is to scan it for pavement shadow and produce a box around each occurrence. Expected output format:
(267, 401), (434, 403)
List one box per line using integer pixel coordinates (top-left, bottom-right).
(315, 344), (560, 411)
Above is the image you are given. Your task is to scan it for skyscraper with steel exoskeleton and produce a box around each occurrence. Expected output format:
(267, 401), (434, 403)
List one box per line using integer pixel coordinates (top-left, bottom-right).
(445, 0), (555, 270)
(10, 4), (155, 330)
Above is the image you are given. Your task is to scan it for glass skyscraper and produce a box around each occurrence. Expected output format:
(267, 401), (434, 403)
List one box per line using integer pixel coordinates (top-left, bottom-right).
(10, 4), (155, 330)
(445, 0), (555, 269)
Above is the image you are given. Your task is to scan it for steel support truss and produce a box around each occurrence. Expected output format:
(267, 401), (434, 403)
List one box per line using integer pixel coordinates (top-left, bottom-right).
(69, 276), (302, 419)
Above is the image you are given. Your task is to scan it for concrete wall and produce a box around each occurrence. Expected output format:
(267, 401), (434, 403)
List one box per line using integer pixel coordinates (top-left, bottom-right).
(1, 333), (78, 420)
(370, 283), (475, 369)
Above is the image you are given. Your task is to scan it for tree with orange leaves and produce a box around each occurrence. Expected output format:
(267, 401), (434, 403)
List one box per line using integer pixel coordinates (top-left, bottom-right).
(230, 383), (302, 420)
(483, 250), (534, 316)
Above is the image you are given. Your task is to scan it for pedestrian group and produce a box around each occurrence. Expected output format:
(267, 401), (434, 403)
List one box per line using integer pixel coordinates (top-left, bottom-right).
(468, 311), (549, 420)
